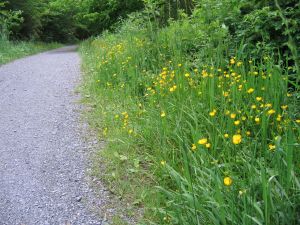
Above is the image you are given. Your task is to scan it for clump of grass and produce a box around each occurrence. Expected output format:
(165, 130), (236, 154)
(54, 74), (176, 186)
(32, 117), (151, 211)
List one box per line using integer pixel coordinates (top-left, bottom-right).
(80, 13), (300, 225)
(0, 38), (61, 65)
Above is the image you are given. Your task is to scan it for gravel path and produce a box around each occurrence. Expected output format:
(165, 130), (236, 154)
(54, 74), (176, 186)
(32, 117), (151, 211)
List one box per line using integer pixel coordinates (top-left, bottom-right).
(0, 46), (103, 225)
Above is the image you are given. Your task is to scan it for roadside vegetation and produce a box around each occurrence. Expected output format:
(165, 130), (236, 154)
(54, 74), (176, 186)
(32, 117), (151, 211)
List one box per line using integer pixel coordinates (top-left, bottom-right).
(0, 38), (61, 65)
(80, 0), (300, 224)
(2, 0), (299, 224)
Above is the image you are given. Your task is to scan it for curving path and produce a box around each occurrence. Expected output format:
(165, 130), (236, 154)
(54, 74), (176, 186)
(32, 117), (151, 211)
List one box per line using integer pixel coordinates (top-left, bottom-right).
(0, 46), (103, 225)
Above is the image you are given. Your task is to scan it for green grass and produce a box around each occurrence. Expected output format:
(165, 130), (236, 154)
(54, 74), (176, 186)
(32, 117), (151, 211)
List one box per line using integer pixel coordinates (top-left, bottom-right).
(0, 38), (61, 65)
(80, 14), (300, 225)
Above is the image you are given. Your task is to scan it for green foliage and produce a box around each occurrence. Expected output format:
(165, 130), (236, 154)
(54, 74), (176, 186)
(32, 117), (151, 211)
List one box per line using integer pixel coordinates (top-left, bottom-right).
(0, 1), (23, 39)
(0, 38), (61, 64)
(4, 0), (144, 42)
(80, 6), (300, 224)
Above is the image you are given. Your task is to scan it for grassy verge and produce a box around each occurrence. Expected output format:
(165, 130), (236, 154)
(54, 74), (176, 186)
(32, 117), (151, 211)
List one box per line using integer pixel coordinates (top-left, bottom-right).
(80, 14), (300, 225)
(0, 38), (62, 65)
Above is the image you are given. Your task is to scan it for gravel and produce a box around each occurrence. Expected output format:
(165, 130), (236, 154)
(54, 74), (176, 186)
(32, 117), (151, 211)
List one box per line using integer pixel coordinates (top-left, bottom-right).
(0, 46), (104, 225)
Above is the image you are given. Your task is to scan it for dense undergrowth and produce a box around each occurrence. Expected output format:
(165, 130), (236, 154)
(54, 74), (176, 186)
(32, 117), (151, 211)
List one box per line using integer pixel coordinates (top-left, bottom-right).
(0, 38), (61, 65)
(80, 3), (300, 225)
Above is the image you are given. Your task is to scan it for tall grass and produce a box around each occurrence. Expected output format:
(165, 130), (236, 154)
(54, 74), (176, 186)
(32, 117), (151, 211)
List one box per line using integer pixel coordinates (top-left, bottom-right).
(80, 10), (300, 225)
(0, 38), (61, 65)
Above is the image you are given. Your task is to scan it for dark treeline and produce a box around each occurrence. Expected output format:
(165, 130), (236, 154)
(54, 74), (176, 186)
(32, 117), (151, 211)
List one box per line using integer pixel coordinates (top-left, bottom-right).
(1, 0), (299, 58)
(0, 0), (144, 42)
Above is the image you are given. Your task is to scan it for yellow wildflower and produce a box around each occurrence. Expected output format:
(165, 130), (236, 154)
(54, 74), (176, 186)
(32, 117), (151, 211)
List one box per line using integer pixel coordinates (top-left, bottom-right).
(251, 105), (257, 109)
(247, 88), (254, 94)
(281, 105), (288, 110)
(191, 144), (197, 151)
(198, 138), (208, 145)
(223, 91), (229, 97)
(205, 143), (211, 149)
(232, 134), (242, 145)
(202, 70), (208, 78)
(276, 115), (282, 121)
(209, 109), (217, 117)
(230, 58), (235, 65)
(256, 97), (263, 101)
(234, 120), (240, 126)
(160, 160), (166, 166)
(246, 131), (251, 136)
(161, 111), (166, 117)
(224, 176), (233, 186)
(267, 109), (276, 115)
(224, 134), (229, 138)
(237, 61), (242, 67)
(169, 85), (177, 92)
(230, 113), (236, 119)
(269, 144), (276, 151)
(255, 117), (260, 123)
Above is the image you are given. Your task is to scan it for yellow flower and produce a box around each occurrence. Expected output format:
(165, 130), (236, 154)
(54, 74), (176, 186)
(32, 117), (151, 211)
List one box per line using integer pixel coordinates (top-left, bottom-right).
(269, 144), (276, 151)
(255, 117), (260, 123)
(161, 111), (166, 117)
(230, 58), (235, 65)
(198, 138), (208, 145)
(202, 70), (208, 78)
(230, 113), (236, 119)
(251, 105), (257, 109)
(296, 119), (300, 124)
(191, 144), (197, 151)
(160, 160), (166, 166)
(239, 189), (247, 196)
(242, 116), (247, 121)
(247, 88), (254, 94)
(237, 61), (242, 67)
(256, 97), (263, 101)
(169, 85), (177, 92)
(281, 105), (288, 110)
(224, 133), (229, 138)
(246, 131), (251, 136)
(209, 109), (217, 117)
(178, 63), (182, 67)
(232, 134), (242, 145)
(205, 143), (211, 149)
(128, 129), (133, 134)
(265, 103), (272, 108)
(223, 91), (229, 97)
(234, 120), (240, 126)
(224, 176), (233, 186)
(267, 109), (276, 115)
(225, 110), (230, 115)
(185, 73), (190, 78)
(276, 115), (282, 121)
